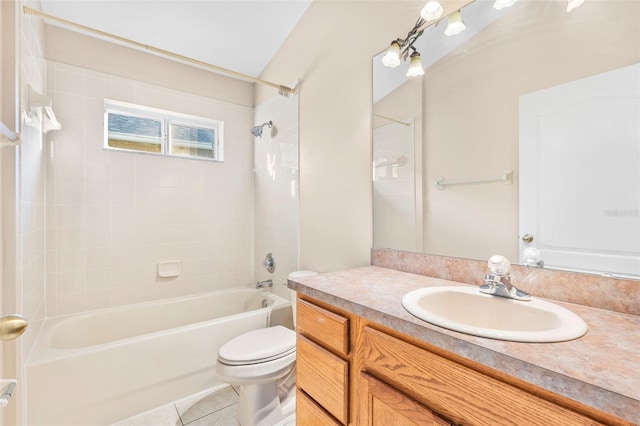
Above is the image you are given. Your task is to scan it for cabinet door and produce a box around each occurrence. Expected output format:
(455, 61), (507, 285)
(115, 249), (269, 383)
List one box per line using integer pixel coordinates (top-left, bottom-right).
(361, 326), (607, 426)
(361, 372), (451, 426)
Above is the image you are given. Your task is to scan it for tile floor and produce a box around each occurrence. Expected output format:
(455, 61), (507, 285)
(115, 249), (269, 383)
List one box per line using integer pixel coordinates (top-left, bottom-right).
(111, 384), (296, 426)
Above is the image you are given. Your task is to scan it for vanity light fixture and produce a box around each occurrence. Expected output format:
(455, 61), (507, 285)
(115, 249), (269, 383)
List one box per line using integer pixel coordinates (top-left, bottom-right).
(444, 10), (466, 36)
(421, 1), (443, 21)
(493, 0), (519, 10)
(566, 0), (585, 12)
(382, 0), (590, 79)
(406, 52), (425, 77)
(380, 17), (426, 71)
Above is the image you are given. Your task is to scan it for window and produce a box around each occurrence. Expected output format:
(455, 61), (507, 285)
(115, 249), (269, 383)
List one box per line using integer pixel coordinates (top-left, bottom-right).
(104, 100), (223, 161)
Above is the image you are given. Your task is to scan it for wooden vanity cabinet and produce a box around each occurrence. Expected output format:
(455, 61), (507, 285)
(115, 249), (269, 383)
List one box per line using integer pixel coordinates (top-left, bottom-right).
(295, 296), (631, 426)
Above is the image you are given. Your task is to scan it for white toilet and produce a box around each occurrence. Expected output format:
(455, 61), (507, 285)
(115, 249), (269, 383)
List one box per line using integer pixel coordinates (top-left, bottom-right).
(215, 270), (317, 426)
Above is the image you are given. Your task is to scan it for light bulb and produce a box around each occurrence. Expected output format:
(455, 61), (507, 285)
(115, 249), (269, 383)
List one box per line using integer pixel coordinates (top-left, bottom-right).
(406, 53), (425, 77)
(421, 1), (443, 21)
(493, 0), (518, 10)
(444, 11), (466, 36)
(566, 0), (584, 12)
(381, 42), (401, 68)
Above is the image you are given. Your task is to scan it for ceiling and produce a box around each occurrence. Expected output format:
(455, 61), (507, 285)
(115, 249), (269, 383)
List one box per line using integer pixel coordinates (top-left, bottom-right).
(40, 0), (313, 78)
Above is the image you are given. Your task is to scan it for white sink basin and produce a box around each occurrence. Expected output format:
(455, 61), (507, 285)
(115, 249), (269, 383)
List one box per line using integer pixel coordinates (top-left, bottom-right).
(402, 286), (588, 343)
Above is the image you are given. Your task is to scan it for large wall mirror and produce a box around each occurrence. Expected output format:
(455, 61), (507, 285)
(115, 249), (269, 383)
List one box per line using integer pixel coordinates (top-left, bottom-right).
(372, 0), (640, 279)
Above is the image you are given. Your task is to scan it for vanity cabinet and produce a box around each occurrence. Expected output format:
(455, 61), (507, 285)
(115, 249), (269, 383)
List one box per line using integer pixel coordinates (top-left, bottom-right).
(295, 296), (629, 426)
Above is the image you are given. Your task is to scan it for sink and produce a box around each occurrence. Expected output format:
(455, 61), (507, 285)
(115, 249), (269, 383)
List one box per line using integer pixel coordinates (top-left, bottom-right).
(402, 286), (588, 343)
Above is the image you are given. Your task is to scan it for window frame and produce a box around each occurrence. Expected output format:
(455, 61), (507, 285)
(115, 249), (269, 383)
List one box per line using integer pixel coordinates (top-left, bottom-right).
(104, 99), (224, 162)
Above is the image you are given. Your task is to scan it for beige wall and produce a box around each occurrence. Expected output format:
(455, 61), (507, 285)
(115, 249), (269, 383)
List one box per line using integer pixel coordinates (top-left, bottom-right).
(45, 26), (255, 108)
(257, 1), (423, 273)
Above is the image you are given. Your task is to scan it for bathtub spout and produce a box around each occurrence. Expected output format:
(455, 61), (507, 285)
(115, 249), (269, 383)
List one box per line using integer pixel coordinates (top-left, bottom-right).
(256, 279), (273, 289)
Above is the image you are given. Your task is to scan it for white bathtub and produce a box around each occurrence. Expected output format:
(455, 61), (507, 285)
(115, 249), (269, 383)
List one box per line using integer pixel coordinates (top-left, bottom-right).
(26, 288), (292, 426)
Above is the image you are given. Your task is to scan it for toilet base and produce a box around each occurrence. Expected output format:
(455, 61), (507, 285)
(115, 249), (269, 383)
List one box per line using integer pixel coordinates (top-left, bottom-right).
(236, 382), (295, 426)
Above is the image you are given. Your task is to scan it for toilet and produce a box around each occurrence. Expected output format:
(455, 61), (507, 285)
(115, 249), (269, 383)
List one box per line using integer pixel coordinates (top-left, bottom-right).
(215, 270), (318, 426)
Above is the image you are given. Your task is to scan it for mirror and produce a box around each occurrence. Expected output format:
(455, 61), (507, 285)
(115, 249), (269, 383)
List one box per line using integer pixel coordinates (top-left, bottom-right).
(373, 0), (640, 279)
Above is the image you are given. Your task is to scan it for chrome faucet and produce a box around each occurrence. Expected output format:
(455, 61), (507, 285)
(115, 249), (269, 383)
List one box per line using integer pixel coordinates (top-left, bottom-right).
(256, 279), (273, 289)
(479, 255), (530, 301)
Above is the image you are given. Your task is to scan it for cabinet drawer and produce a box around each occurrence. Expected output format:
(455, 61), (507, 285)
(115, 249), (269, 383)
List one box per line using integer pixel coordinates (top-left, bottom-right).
(297, 389), (342, 426)
(297, 298), (349, 356)
(361, 326), (605, 426)
(297, 335), (349, 425)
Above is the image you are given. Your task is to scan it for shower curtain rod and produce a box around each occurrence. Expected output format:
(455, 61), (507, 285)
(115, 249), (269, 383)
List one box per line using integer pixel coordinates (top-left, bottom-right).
(22, 6), (296, 96)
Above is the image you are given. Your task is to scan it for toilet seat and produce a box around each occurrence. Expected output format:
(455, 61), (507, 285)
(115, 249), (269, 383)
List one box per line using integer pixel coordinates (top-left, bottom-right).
(218, 326), (296, 366)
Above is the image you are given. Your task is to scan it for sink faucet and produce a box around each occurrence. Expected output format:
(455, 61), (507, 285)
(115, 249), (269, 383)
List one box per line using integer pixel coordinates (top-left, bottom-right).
(256, 279), (273, 289)
(480, 255), (530, 301)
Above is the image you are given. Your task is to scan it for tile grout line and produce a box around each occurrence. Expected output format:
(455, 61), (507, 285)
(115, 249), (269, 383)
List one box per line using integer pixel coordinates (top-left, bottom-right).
(181, 401), (239, 426)
(173, 403), (185, 426)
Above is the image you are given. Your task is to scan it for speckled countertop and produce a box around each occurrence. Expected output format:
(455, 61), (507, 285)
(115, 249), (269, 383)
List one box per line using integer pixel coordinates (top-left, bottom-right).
(288, 266), (640, 424)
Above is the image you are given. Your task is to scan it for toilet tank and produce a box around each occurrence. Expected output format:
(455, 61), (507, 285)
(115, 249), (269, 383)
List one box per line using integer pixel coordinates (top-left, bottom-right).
(287, 270), (318, 327)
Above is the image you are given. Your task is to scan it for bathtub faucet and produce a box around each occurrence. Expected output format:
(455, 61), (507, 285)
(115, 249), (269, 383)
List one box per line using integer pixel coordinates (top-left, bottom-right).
(256, 279), (273, 289)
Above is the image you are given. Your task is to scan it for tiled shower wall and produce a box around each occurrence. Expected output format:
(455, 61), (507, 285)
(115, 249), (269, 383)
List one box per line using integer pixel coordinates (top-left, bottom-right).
(45, 61), (254, 317)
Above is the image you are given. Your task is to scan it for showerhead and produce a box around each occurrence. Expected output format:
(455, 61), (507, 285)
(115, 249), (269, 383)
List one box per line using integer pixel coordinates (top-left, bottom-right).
(250, 121), (273, 139)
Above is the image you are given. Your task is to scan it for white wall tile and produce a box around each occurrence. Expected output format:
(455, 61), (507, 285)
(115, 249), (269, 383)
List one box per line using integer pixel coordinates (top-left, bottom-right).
(57, 228), (85, 250)
(112, 266), (136, 287)
(85, 268), (111, 291)
(57, 182), (85, 205)
(111, 248), (136, 269)
(55, 67), (85, 96)
(85, 183), (111, 206)
(85, 72), (111, 99)
(111, 77), (136, 103)
(86, 247), (111, 269)
(85, 226), (111, 248)
(56, 270), (85, 294)
(86, 289), (112, 311)
(85, 205), (109, 227)
(57, 292), (86, 315)
(57, 205), (85, 227)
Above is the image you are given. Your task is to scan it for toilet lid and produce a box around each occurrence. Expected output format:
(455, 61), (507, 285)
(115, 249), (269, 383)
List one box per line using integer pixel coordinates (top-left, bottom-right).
(218, 326), (296, 365)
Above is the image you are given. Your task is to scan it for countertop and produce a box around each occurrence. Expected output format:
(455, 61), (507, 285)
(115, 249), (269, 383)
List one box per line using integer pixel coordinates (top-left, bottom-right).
(288, 266), (640, 424)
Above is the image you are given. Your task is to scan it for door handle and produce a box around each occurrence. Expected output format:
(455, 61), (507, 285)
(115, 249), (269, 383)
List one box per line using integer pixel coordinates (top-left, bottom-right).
(0, 314), (28, 341)
(522, 234), (534, 243)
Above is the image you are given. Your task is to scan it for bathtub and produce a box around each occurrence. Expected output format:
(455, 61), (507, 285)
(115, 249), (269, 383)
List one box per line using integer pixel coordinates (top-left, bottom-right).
(26, 288), (292, 426)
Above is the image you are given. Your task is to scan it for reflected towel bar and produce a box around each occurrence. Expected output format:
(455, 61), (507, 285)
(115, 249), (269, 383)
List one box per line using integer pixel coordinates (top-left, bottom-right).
(436, 170), (512, 190)
(374, 155), (408, 168)
(0, 121), (19, 143)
